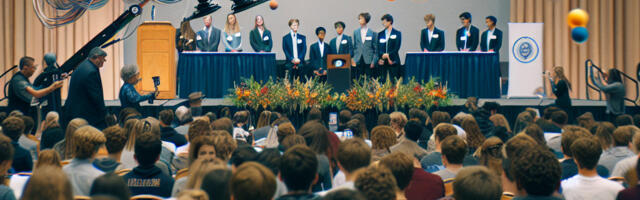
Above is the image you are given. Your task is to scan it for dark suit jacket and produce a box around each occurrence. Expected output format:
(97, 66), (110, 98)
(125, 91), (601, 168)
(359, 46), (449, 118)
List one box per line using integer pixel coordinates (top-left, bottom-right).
(329, 34), (353, 56)
(196, 27), (221, 52)
(352, 28), (378, 64)
(455, 25), (480, 51)
(282, 32), (307, 69)
(480, 28), (503, 54)
(309, 41), (332, 71)
(249, 28), (273, 52)
(63, 59), (106, 129)
(376, 28), (402, 64)
(420, 27), (445, 51)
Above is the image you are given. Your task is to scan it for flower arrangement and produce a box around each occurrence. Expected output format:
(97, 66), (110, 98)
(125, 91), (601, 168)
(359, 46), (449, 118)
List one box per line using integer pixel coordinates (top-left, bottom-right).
(227, 76), (453, 113)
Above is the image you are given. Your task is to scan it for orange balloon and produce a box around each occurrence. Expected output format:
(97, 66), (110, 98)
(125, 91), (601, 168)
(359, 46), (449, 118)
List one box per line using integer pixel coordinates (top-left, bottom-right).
(567, 8), (589, 28)
(269, 0), (278, 10)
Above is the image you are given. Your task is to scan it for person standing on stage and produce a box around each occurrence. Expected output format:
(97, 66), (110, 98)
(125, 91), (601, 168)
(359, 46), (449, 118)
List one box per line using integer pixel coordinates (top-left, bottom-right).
(546, 67), (572, 117)
(330, 21), (353, 56)
(591, 68), (626, 121)
(456, 12), (479, 51)
(119, 64), (156, 112)
(223, 14), (242, 52)
(376, 14), (402, 81)
(33, 53), (64, 115)
(8, 56), (63, 117)
(249, 15), (273, 52)
(420, 14), (445, 52)
(480, 16), (503, 54)
(352, 12), (378, 81)
(282, 19), (307, 80)
(310, 27), (331, 82)
(63, 47), (108, 129)
(196, 15), (221, 52)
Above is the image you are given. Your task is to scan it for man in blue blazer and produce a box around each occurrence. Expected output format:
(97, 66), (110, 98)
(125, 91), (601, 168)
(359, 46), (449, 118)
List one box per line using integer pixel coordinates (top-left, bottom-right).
(282, 19), (307, 80)
(330, 21), (353, 56)
(196, 15), (221, 52)
(455, 12), (480, 51)
(480, 16), (503, 55)
(420, 14), (445, 52)
(63, 47), (107, 129)
(310, 27), (332, 82)
(352, 12), (378, 81)
(377, 14), (402, 81)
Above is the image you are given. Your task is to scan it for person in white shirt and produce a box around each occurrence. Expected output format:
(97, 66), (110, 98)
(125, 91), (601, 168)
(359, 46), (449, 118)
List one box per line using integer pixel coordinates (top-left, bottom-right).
(562, 137), (624, 200)
(611, 126), (640, 177)
(318, 139), (371, 196)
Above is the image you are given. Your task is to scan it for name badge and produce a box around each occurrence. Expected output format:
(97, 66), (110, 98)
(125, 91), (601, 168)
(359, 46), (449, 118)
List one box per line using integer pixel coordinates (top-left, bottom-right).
(196, 35), (202, 40)
(432, 34), (439, 38)
(297, 39), (303, 44)
(263, 36), (270, 41)
(341, 39), (348, 44)
(365, 36), (372, 41)
(490, 35), (497, 39)
(379, 38), (387, 43)
(226, 36), (233, 41)
(460, 36), (467, 41)
(235, 32), (241, 37)
(390, 34), (397, 39)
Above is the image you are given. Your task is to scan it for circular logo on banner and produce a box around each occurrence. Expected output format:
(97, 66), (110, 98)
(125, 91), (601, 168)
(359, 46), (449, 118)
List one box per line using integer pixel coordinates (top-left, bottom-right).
(512, 36), (539, 64)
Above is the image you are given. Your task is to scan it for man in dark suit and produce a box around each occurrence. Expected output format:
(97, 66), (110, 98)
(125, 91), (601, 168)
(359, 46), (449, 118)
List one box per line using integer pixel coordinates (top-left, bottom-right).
(352, 12), (378, 80)
(196, 15), (221, 52)
(63, 47), (107, 129)
(330, 21), (353, 56)
(282, 19), (307, 80)
(480, 16), (503, 55)
(310, 27), (332, 82)
(376, 14), (402, 81)
(420, 14), (445, 52)
(455, 12), (480, 51)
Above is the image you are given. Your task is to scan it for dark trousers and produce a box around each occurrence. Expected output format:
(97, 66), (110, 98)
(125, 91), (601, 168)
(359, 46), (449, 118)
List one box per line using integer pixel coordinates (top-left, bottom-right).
(379, 60), (401, 82)
(286, 64), (308, 82)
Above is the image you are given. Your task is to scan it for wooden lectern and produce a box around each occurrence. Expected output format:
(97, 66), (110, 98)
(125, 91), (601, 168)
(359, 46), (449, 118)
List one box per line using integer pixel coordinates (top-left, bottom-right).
(326, 54), (352, 93)
(136, 21), (176, 99)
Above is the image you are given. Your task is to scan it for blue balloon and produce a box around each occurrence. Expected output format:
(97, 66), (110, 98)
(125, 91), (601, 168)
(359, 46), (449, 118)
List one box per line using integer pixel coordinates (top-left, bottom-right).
(571, 27), (589, 43)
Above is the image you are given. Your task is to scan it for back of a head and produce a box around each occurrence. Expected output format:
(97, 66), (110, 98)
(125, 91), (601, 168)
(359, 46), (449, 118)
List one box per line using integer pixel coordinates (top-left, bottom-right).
(187, 158), (226, 189)
(307, 108), (322, 122)
(615, 114), (634, 127)
(19, 115), (35, 134)
(489, 114), (511, 132)
(1, 116), (24, 140)
(119, 107), (141, 125)
(454, 166), (502, 200)
(370, 125), (397, 150)
(324, 189), (366, 200)
(482, 102), (500, 113)
(212, 131), (237, 161)
(404, 120), (424, 142)
(281, 135), (307, 150)
(613, 126), (639, 147)
(255, 148), (282, 175)
(346, 119), (363, 138)
(461, 117), (485, 149)
(230, 145), (258, 167)
(434, 123), (457, 142)
(212, 117), (233, 136)
(431, 111), (451, 127)
(298, 121), (329, 154)
(189, 118), (213, 142)
(576, 112), (595, 130)
(22, 166), (73, 200)
(256, 110), (273, 129)
(0, 135), (14, 164)
(550, 110), (568, 125)
(103, 125), (126, 154)
(35, 149), (62, 169)
(177, 189), (209, 200)
(561, 125), (592, 156)
(408, 108), (428, 125)
(73, 126), (106, 159)
(523, 123), (545, 146)
(570, 137), (602, 170)
(510, 146), (561, 196)
(276, 122), (296, 144)
(377, 113), (391, 126)
(280, 145), (318, 192)
(595, 122), (616, 149)
(339, 110), (352, 125)
(337, 139), (371, 174)
(176, 106), (193, 124)
(441, 135), (468, 165)
(134, 131), (162, 166)
(354, 165), (397, 200)
(201, 168), (232, 200)
(231, 162), (276, 200)
(503, 134), (538, 159)
(542, 107), (561, 120)
(159, 109), (175, 125)
(232, 110), (250, 125)
(379, 152), (414, 190)
(90, 173), (131, 200)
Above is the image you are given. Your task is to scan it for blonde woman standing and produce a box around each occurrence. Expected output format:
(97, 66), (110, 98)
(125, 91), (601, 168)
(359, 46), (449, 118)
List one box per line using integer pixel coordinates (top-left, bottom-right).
(223, 14), (242, 52)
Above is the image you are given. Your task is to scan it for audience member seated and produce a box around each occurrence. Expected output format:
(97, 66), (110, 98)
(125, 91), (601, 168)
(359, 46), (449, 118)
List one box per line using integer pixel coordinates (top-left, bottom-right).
(172, 136), (217, 196)
(510, 146), (562, 200)
(39, 111), (64, 150)
(281, 135), (307, 151)
(176, 189), (209, 200)
(256, 148), (288, 198)
(434, 135), (468, 180)
(277, 145), (321, 200)
(616, 158), (640, 200)
(211, 130), (238, 162)
(321, 138), (371, 195)
(379, 152), (418, 200)
(377, 113), (391, 126)
(426, 111), (452, 152)
(323, 189), (366, 200)
(611, 126), (640, 177)
(536, 107), (563, 133)
(346, 119), (371, 146)
(390, 120), (428, 159)
(253, 110), (279, 142)
(63, 126), (106, 196)
(421, 123), (477, 172)
(122, 131), (174, 197)
(615, 114), (633, 127)
(232, 110), (251, 142)
(90, 173), (131, 200)
(21, 166), (73, 200)
(370, 125), (397, 161)
(476, 137), (504, 176)
(0, 135), (16, 200)
(230, 144), (258, 170)
(408, 108), (432, 150)
(560, 126), (609, 179)
(461, 117), (486, 154)
(297, 121), (333, 192)
(230, 162), (277, 200)
(351, 113), (369, 140)
(595, 122), (616, 151)
(159, 109), (187, 147)
(17, 115), (38, 159)
(453, 166), (502, 200)
(35, 149), (62, 169)
(1, 116), (32, 172)
(175, 106), (194, 136)
(338, 110), (352, 131)
(173, 118), (213, 170)
(93, 125), (127, 173)
(354, 165), (397, 200)
(561, 137), (623, 200)
(598, 125), (636, 171)
(390, 112), (408, 140)
(53, 118), (88, 160)
(200, 168), (232, 200)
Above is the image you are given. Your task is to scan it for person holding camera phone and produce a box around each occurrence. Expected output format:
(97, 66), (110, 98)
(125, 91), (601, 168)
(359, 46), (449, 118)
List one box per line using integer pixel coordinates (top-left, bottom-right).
(119, 64), (157, 112)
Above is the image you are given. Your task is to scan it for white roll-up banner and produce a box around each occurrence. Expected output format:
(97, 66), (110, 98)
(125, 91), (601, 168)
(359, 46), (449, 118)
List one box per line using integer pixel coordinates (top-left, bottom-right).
(508, 23), (543, 98)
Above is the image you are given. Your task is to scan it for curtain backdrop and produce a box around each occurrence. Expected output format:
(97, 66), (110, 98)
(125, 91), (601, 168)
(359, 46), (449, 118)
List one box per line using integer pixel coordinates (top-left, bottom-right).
(511, 0), (640, 100)
(0, 0), (124, 101)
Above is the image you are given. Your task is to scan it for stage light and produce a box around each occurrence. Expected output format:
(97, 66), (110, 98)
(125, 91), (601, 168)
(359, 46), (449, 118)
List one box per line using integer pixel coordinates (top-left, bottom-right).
(186, 0), (221, 21)
(231, 0), (270, 14)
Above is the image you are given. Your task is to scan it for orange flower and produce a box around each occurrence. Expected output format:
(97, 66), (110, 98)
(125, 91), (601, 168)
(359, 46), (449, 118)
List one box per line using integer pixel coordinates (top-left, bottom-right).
(311, 92), (318, 98)
(244, 90), (250, 96)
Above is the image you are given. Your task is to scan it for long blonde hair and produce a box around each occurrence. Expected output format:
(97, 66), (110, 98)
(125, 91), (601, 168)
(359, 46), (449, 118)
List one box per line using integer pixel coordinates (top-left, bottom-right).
(224, 14), (240, 34)
(186, 158), (226, 189)
(63, 118), (88, 160)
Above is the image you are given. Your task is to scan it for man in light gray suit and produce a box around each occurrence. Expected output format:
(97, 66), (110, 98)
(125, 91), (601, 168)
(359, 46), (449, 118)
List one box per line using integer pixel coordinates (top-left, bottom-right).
(196, 15), (221, 52)
(352, 12), (378, 80)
